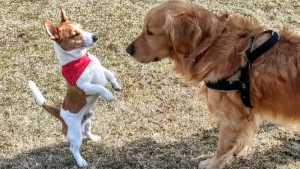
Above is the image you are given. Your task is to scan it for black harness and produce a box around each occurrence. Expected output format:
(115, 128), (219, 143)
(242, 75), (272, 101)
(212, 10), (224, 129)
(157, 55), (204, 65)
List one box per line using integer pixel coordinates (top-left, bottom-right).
(205, 30), (280, 108)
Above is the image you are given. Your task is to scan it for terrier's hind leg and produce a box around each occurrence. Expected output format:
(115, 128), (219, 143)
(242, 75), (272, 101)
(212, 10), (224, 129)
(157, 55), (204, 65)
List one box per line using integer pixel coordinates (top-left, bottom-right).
(61, 110), (88, 167)
(82, 111), (101, 141)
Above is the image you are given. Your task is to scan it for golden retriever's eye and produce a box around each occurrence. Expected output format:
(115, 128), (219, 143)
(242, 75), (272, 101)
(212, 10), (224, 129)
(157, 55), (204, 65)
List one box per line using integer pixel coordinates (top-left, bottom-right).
(147, 30), (154, 36)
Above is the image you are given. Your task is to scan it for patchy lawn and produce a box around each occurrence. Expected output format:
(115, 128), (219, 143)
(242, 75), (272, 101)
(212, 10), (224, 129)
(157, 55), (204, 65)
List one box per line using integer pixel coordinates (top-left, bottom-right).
(0, 0), (299, 168)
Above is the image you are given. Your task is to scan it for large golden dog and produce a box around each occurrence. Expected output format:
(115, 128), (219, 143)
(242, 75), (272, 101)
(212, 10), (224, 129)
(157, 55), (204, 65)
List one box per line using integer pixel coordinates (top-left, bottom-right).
(126, 0), (300, 168)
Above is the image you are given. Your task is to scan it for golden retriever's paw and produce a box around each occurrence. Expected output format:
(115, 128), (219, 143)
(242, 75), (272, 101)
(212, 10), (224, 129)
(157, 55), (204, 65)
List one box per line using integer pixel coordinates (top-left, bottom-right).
(198, 158), (220, 169)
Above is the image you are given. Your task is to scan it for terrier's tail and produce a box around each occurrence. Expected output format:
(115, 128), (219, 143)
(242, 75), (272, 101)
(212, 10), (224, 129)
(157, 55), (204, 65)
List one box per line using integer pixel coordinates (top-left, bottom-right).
(28, 81), (62, 121)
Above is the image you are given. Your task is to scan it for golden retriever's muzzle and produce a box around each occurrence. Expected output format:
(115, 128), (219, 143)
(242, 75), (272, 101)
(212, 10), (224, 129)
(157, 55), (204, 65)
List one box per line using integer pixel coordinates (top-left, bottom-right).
(126, 43), (135, 56)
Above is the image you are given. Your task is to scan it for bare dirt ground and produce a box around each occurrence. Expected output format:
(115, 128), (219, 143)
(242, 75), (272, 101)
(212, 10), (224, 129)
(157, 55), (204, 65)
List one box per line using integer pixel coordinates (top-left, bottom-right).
(0, 0), (300, 168)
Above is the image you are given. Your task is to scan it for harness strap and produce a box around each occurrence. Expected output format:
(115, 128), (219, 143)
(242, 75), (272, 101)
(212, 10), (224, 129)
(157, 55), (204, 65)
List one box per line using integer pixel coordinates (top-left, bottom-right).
(239, 62), (252, 107)
(205, 30), (280, 108)
(247, 30), (280, 62)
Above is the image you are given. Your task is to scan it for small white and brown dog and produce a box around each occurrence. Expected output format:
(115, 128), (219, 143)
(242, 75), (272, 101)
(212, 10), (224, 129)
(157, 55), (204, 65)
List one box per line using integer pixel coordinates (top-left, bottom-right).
(28, 7), (121, 167)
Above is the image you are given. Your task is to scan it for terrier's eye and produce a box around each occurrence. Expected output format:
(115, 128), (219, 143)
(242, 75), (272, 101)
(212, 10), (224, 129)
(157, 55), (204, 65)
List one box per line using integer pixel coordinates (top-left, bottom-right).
(70, 32), (79, 38)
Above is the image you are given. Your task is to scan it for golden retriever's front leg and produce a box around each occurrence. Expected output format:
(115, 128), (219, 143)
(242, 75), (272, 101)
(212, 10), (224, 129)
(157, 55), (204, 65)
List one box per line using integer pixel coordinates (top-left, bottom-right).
(199, 103), (259, 169)
(199, 157), (219, 169)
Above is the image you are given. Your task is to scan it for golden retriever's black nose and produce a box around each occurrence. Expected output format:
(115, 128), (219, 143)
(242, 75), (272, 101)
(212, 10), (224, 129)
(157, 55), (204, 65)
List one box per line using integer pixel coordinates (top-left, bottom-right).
(126, 44), (135, 56)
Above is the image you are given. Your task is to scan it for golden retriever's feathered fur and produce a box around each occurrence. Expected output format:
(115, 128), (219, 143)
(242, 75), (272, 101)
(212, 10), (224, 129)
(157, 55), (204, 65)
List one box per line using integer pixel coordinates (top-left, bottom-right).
(126, 1), (300, 168)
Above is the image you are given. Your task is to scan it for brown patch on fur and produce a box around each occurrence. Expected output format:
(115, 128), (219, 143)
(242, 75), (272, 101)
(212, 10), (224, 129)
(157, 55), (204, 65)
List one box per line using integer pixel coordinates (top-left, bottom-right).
(42, 101), (62, 120)
(42, 102), (68, 136)
(42, 85), (88, 136)
(62, 84), (87, 114)
(127, 0), (300, 168)
(61, 120), (68, 136)
(55, 21), (84, 51)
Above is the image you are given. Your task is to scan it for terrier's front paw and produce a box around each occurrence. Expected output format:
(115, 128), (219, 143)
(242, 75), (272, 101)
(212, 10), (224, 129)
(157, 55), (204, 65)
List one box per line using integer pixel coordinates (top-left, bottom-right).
(102, 92), (115, 102)
(112, 83), (121, 91)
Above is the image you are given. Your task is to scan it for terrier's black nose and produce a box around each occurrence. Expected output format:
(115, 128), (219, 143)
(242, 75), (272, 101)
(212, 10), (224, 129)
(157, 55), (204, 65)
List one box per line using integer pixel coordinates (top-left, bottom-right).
(92, 35), (98, 42)
(126, 44), (135, 56)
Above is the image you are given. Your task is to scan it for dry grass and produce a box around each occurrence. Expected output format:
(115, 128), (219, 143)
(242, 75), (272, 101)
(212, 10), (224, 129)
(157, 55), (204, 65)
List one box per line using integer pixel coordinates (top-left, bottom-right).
(1, 0), (300, 168)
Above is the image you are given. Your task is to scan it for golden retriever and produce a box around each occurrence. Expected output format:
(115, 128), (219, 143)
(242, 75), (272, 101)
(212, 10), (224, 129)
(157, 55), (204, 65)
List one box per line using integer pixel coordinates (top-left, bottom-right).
(126, 0), (300, 168)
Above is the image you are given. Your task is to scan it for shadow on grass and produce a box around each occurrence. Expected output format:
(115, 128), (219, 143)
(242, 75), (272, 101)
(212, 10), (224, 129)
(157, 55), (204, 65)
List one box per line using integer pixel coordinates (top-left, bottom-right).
(230, 137), (300, 169)
(1, 126), (299, 169)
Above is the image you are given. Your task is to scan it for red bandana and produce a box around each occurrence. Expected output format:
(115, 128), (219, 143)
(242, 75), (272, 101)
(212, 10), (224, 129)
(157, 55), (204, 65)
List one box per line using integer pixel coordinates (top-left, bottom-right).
(61, 54), (91, 86)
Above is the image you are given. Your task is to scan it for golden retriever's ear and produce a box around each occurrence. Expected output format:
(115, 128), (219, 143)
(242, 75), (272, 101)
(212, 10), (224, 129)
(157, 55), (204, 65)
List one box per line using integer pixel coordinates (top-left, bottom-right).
(220, 13), (229, 22)
(221, 13), (229, 19)
(165, 13), (202, 55)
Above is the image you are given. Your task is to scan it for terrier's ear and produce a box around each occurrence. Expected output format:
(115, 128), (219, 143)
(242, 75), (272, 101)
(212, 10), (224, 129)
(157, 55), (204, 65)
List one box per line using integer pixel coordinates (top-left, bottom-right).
(43, 21), (59, 40)
(60, 7), (68, 23)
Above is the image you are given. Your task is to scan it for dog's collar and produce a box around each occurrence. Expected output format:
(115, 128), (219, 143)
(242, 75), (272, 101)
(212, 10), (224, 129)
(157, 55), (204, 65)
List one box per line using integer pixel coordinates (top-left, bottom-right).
(193, 14), (229, 63)
(61, 53), (91, 86)
(205, 30), (280, 108)
(194, 47), (210, 63)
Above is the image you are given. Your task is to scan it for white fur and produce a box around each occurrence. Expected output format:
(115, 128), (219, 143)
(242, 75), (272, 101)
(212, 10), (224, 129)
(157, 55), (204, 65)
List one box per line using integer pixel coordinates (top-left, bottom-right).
(60, 95), (98, 167)
(82, 31), (95, 47)
(28, 81), (46, 105)
(76, 54), (115, 101)
(54, 42), (87, 65)
(30, 25), (121, 167)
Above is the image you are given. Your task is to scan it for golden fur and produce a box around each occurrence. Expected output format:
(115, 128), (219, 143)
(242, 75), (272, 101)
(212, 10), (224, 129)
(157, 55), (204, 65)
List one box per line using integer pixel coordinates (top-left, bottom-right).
(126, 0), (300, 168)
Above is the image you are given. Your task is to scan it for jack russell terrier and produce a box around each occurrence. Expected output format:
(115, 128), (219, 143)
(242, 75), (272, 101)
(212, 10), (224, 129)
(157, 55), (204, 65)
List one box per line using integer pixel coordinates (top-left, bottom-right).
(28, 7), (121, 167)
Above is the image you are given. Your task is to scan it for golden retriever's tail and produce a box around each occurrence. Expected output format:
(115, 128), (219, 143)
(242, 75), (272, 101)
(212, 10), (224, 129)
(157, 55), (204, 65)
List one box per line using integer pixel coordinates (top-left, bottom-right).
(28, 81), (62, 121)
